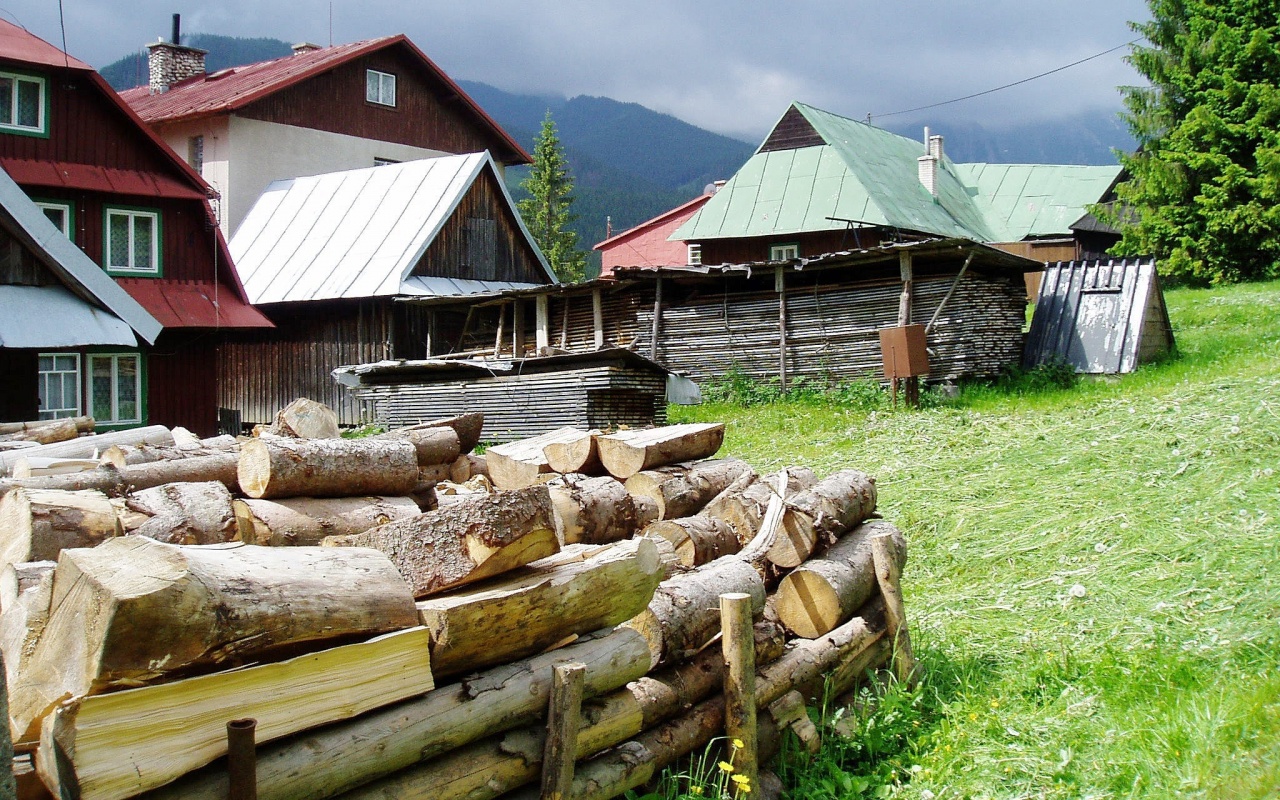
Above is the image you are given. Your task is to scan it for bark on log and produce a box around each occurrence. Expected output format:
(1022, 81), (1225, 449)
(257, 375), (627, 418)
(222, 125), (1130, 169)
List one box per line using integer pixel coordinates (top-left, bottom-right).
(273, 398), (340, 439)
(547, 475), (638, 545)
(380, 412), (484, 456)
(0, 417), (93, 436)
(11, 458), (99, 478)
(776, 521), (905, 638)
(139, 626), (652, 800)
(542, 430), (602, 475)
(701, 467), (818, 546)
(624, 458), (755, 520)
(596, 423), (726, 480)
(0, 419), (79, 445)
(116, 481), (239, 545)
(37, 628), (434, 800)
(395, 427), (461, 467)
(485, 427), (585, 489)
(642, 516), (739, 567)
(447, 454), (488, 483)
(234, 496), (421, 546)
(0, 453), (240, 501)
(9, 537), (418, 745)
(237, 438), (419, 499)
(331, 619), (790, 800)
(98, 436), (238, 468)
(0, 426), (172, 476)
(415, 537), (662, 678)
(325, 485), (560, 597)
(0, 489), (121, 569)
(781, 469), (879, 553)
(624, 555), (766, 668)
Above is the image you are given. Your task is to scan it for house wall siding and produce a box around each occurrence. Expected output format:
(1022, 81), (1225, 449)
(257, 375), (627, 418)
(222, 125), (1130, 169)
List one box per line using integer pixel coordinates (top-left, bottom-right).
(147, 331), (218, 436)
(698, 229), (887, 266)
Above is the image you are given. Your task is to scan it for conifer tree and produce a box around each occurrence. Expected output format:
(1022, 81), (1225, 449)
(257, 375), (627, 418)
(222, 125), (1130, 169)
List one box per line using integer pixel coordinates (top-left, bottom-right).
(1107, 1), (1280, 284)
(519, 112), (588, 283)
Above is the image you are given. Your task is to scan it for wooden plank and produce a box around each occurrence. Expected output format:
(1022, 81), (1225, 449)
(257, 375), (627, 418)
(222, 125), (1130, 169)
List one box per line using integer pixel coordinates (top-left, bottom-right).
(38, 628), (434, 800)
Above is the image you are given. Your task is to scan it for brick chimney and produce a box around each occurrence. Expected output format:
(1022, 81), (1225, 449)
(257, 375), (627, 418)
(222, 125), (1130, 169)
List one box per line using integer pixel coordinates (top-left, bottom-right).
(147, 14), (206, 94)
(917, 127), (942, 197)
(292, 42), (322, 55)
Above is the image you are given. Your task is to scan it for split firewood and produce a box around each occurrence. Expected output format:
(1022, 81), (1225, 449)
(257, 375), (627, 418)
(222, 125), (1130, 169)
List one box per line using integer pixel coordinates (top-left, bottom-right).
(0, 562), (54, 687)
(0, 425), (172, 476)
(234, 496), (421, 546)
(596, 423), (726, 479)
(9, 537), (418, 745)
(99, 435), (238, 468)
(334, 620), (789, 800)
(416, 537), (662, 678)
(624, 458), (754, 520)
(447, 453), (488, 483)
(380, 412), (484, 456)
(546, 475), (638, 545)
(0, 488), (121, 569)
(773, 469), (879, 567)
(38, 627), (434, 800)
(623, 554), (766, 668)
(776, 521), (905, 637)
(485, 427), (586, 489)
(271, 397), (341, 439)
(112, 481), (239, 545)
(542, 429), (603, 475)
(140, 626), (652, 800)
(701, 467), (818, 545)
(11, 457), (99, 478)
(0, 452), (241, 501)
(324, 485), (560, 597)
(0, 560), (55, 606)
(237, 437), (419, 499)
(0, 416), (93, 437)
(642, 516), (739, 567)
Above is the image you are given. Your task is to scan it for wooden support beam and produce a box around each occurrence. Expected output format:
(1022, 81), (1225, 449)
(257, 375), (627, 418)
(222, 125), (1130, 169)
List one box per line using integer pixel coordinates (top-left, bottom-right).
(541, 663), (586, 800)
(512, 300), (525, 357)
(560, 295), (571, 350)
(776, 266), (788, 392)
(536, 294), (550, 352)
(650, 276), (663, 361)
(592, 288), (605, 349)
(721, 592), (758, 790)
(897, 250), (919, 407)
(494, 303), (506, 357)
(925, 250), (976, 334)
(871, 532), (917, 685)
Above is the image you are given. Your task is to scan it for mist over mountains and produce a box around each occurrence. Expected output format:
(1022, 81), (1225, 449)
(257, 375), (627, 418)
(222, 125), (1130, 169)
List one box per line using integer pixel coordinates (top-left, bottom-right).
(100, 35), (1132, 273)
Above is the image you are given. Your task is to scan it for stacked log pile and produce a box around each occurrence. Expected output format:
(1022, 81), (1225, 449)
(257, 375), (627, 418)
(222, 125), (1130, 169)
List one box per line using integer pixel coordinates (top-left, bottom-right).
(0, 403), (916, 800)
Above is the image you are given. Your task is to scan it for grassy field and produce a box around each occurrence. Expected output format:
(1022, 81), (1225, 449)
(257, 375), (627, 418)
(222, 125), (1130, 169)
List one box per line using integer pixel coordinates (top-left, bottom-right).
(667, 279), (1280, 799)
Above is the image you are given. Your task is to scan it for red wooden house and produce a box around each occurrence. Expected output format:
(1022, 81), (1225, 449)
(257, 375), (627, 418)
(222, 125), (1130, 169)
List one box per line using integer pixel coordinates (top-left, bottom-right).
(0, 20), (270, 435)
(593, 187), (718, 277)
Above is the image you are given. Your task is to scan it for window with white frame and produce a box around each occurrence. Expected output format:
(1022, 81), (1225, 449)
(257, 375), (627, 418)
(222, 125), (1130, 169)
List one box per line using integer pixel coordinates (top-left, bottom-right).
(37, 353), (80, 420)
(89, 353), (141, 425)
(366, 69), (396, 107)
(34, 201), (72, 237)
(105, 207), (161, 275)
(188, 135), (204, 173)
(770, 243), (799, 261)
(687, 243), (702, 266)
(0, 71), (46, 135)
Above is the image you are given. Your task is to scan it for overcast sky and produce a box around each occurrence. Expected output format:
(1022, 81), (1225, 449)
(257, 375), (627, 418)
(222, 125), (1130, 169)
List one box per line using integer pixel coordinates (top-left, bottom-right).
(5, 0), (1151, 141)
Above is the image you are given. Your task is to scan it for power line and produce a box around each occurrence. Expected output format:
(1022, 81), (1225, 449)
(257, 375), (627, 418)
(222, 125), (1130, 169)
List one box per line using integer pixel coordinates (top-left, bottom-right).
(869, 39), (1137, 122)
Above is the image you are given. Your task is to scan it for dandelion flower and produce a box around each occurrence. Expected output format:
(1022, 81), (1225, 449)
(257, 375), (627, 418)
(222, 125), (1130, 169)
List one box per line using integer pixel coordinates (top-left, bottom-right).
(718, 761), (735, 773)
(731, 774), (751, 786)
(732, 738), (745, 750)
(990, 699), (999, 708)
(690, 787), (704, 796)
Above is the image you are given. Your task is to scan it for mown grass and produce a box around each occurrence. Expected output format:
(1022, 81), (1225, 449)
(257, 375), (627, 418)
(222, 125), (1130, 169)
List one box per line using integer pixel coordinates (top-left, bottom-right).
(665, 279), (1280, 799)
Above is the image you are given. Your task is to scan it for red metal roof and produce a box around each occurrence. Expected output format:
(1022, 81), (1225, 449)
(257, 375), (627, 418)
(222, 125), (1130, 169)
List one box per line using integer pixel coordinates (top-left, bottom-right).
(0, 20), (92, 70)
(120, 36), (531, 165)
(0, 158), (207, 199)
(115, 279), (273, 329)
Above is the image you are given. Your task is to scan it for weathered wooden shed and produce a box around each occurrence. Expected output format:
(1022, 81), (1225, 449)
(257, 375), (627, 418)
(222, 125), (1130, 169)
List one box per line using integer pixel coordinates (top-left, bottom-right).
(333, 348), (674, 442)
(1023, 258), (1174, 374)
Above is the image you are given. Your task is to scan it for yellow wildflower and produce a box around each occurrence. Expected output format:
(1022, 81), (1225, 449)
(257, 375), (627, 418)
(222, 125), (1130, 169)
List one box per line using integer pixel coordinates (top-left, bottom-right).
(732, 738), (745, 750)
(990, 699), (999, 709)
(718, 760), (735, 773)
(690, 787), (704, 796)
(731, 774), (751, 786)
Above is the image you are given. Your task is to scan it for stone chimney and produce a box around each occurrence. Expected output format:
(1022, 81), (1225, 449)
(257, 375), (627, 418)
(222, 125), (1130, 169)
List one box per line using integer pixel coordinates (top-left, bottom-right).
(147, 15), (206, 93)
(292, 42), (322, 55)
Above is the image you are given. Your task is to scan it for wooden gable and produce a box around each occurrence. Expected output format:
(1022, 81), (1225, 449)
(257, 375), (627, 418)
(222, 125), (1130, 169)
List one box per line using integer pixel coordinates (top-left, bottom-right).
(758, 105), (825, 153)
(413, 168), (550, 285)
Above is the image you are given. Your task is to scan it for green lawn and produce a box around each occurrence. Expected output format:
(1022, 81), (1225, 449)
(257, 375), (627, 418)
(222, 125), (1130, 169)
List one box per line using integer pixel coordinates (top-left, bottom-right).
(669, 279), (1280, 799)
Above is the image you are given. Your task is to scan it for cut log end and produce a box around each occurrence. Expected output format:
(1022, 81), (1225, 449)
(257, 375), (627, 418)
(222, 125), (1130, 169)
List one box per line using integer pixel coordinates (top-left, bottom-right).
(774, 570), (842, 639)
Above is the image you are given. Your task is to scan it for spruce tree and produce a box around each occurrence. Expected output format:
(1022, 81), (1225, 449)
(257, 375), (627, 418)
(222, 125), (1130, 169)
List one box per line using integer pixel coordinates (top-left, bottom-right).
(1108, 1), (1280, 284)
(519, 112), (588, 283)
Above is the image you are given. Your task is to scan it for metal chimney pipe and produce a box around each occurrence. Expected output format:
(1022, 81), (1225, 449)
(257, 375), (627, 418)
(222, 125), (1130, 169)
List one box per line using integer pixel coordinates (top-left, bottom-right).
(171, 13), (181, 46)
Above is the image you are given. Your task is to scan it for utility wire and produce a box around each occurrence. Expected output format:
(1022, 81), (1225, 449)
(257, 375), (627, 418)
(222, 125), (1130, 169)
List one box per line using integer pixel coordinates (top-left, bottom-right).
(870, 39), (1138, 122)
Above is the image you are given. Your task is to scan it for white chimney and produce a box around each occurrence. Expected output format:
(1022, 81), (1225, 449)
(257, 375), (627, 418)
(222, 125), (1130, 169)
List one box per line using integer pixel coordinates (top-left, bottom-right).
(918, 154), (938, 197)
(292, 42), (322, 55)
(928, 133), (944, 161)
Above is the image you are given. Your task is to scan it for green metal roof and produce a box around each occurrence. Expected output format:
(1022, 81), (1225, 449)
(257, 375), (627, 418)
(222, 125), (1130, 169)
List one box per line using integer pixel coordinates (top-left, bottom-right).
(672, 102), (1120, 246)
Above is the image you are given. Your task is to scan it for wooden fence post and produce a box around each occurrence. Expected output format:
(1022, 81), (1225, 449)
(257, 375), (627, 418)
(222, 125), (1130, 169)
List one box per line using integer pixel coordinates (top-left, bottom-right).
(541, 662), (587, 799)
(870, 532), (918, 685)
(721, 592), (758, 794)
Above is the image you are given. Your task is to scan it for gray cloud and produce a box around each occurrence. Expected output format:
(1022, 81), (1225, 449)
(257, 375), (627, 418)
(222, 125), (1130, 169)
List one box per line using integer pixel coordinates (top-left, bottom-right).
(6, 0), (1149, 140)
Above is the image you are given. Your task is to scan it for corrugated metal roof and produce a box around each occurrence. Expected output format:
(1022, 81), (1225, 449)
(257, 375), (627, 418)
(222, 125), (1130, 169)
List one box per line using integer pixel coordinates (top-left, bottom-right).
(0, 165), (161, 344)
(229, 153), (553, 304)
(0, 158), (207, 200)
(0, 285), (136, 347)
(0, 19), (92, 70)
(399, 276), (543, 297)
(956, 163), (1121, 241)
(114, 279), (273, 329)
(119, 36), (530, 165)
(673, 102), (1118, 245)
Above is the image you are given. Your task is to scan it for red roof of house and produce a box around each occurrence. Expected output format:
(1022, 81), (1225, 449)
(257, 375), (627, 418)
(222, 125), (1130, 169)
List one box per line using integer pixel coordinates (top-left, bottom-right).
(594, 193), (715, 251)
(594, 193), (714, 276)
(120, 36), (531, 165)
(0, 158), (207, 199)
(0, 20), (92, 70)
(115, 279), (273, 329)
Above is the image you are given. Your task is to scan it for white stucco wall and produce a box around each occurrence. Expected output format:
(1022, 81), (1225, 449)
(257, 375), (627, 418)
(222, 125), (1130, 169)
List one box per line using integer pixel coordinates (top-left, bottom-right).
(155, 117), (231, 228)
(225, 117), (453, 235)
